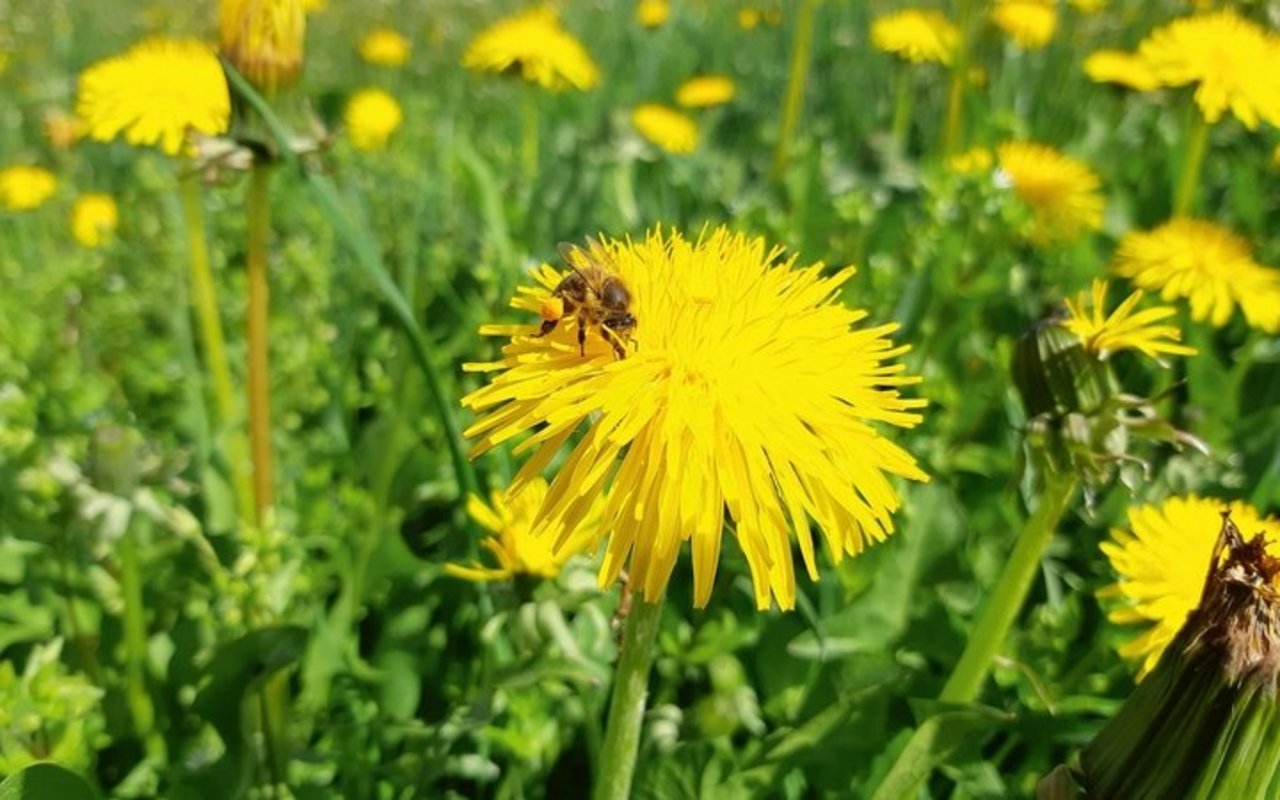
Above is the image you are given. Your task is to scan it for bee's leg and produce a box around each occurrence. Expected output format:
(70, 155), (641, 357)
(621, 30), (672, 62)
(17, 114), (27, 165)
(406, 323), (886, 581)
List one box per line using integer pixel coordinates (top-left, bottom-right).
(535, 319), (558, 337)
(578, 323), (587, 356)
(603, 328), (627, 360)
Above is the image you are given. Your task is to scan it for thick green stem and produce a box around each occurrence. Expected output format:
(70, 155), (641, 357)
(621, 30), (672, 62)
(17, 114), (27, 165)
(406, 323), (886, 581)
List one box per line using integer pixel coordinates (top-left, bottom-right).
(941, 68), (965, 156)
(890, 69), (914, 151)
(180, 177), (254, 527)
(521, 88), (539, 184)
(1173, 112), (1209, 217)
(246, 165), (275, 525)
(119, 516), (164, 758)
(771, 0), (817, 181)
(594, 597), (664, 800)
(871, 473), (1079, 799)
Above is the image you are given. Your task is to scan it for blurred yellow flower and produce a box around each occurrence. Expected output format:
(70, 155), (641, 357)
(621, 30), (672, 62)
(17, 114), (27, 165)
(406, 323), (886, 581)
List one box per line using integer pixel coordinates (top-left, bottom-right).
(462, 228), (928, 610)
(997, 141), (1104, 244)
(445, 478), (598, 583)
(42, 110), (85, 151)
(1101, 495), (1280, 677)
(219, 0), (306, 93)
(1083, 50), (1160, 92)
(631, 104), (699, 153)
(675, 75), (737, 108)
(359, 28), (410, 67)
(1140, 10), (1280, 130)
(0, 166), (57, 212)
(1063, 280), (1195, 361)
(77, 38), (230, 156)
(70, 194), (119, 248)
(738, 7), (761, 29)
(344, 88), (403, 152)
(946, 146), (993, 175)
(990, 0), (1057, 51)
(637, 0), (670, 28)
(1112, 218), (1280, 332)
(301, 0), (325, 11)
(463, 7), (600, 92)
(870, 9), (959, 66)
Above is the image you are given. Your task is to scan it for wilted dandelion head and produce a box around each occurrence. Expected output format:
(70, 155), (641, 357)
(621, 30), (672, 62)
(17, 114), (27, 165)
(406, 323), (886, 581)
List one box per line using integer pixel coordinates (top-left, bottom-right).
(870, 9), (959, 66)
(637, 0), (670, 29)
(0, 166), (57, 212)
(70, 194), (119, 249)
(1101, 496), (1280, 677)
(631, 104), (699, 154)
(996, 141), (1104, 244)
(76, 38), (230, 157)
(462, 228), (929, 610)
(675, 75), (737, 109)
(219, 0), (306, 93)
(445, 478), (599, 583)
(1112, 218), (1280, 332)
(344, 88), (403, 152)
(462, 7), (600, 92)
(359, 28), (410, 67)
(1083, 50), (1160, 92)
(990, 0), (1057, 51)
(1139, 10), (1280, 129)
(1063, 280), (1195, 362)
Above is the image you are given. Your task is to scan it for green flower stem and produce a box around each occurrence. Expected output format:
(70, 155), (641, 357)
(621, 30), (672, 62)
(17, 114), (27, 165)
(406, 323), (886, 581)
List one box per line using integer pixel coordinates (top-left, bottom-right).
(890, 69), (914, 151)
(246, 164), (275, 524)
(521, 87), (539, 184)
(179, 176), (254, 527)
(771, 0), (818, 180)
(1173, 111), (1209, 217)
(872, 472), (1079, 799)
(594, 597), (664, 800)
(119, 515), (164, 759)
(941, 68), (965, 157)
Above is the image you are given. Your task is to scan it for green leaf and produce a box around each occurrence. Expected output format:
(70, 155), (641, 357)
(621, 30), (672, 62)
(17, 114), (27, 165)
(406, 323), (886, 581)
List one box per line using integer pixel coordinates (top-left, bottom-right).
(0, 764), (97, 800)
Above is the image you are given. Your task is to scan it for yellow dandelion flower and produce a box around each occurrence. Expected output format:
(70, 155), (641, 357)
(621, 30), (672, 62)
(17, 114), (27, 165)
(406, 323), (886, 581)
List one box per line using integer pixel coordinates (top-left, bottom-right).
(461, 228), (929, 610)
(946, 146), (993, 175)
(738, 8), (761, 29)
(1083, 49), (1160, 92)
(675, 75), (737, 109)
(997, 141), (1104, 244)
(870, 9), (959, 66)
(631, 104), (699, 154)
(219, 0), (305, 93)
(76, 38), (230, 157)
(990, 0), (1057, 51)
(70, 194), (119, 249)
(42, 109), (85, 151)
(359, 28), (410, 67)
(462, 7), (600, 92)
(1063, 280), (1196, 361)
(637, 0), (670, 29)
(445, 478), (598, 583)
(344, 88), (403, 152)
(0, 166), (57, 212)
(1139, 10), (1280, 129)
(1101, 495), (1280, 677)
(1112, 218), (1280, 332)
(301, 0), (325, 11)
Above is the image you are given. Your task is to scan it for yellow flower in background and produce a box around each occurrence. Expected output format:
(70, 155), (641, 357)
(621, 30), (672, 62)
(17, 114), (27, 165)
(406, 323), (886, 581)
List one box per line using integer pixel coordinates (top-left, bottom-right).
(637, 0), (670, 28)
(344, 88), (403, 152)
(738, 7), (761, 29)
(462, 228), (928, 610)
(219, 0), (306, 93)
(445, 479), (599, 583)
(1112, 218), (1280, 332)
(1063, 280), (1196, 361)
(43, 110), (85, 151)
(1139, 10), (1280, 129)
(675, 75), (737, 109)
(947, 146), (994, 175)
(70, 194), (119, 248)
(77, 38), (230, 156)
(0, 166), (57, 212)
(990, 0), (1057, 51)
(1083, 50), (1160, 92)
(463, 7), (600, 92)
(870, 9), (959, 66)
(997, 141), (1104, 244)
(1101, 495), (1280, 677)
(301, 0), (325, 11)
(359, 28), (410, 67)
(631, 104), (699, 153)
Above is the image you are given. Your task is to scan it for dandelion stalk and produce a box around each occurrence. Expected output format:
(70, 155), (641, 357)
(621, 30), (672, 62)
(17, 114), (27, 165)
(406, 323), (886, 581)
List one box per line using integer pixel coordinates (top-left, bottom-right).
(772, 0), (817, 180)
(119, 516), (164, 759)
(594, 597), (664, 800)
(245, 165), (275, 523)
(890, 69), (914, 150)
(179, 176), (254, 526)
(871, 472), (1079, 799)
(521, 87), (540, 183)
(1173, 111), (1208, 216)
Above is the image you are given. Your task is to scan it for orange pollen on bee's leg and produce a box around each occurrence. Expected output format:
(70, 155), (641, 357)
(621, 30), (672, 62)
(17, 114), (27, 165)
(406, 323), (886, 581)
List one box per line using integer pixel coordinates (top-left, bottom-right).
(541, 297), (565, 321)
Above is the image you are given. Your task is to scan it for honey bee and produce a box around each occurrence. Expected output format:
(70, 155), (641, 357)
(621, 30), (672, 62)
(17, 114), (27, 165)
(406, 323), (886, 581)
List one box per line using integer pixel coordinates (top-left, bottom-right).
(535, 239), (638, 359)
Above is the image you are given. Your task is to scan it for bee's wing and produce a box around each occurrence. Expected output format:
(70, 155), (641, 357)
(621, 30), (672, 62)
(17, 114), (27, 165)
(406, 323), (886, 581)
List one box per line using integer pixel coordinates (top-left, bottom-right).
(557, 240), (610, 298)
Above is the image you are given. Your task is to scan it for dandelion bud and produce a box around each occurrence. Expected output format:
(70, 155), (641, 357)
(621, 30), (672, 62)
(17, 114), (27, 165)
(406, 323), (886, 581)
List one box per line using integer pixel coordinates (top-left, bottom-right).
(219, 0), (305, 94)
(1011, 319), (1111, 420)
